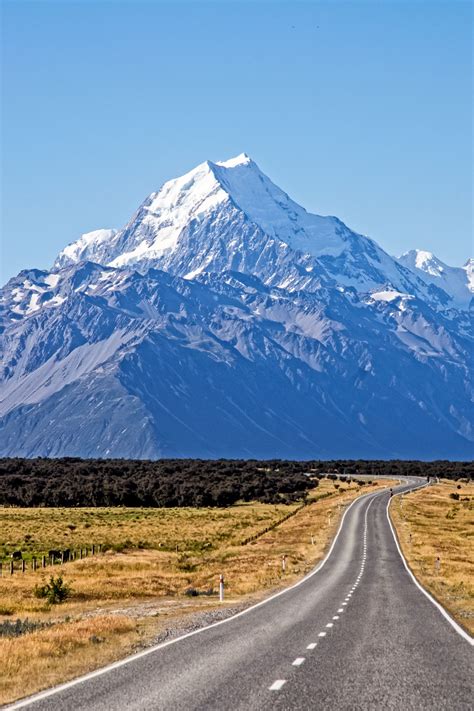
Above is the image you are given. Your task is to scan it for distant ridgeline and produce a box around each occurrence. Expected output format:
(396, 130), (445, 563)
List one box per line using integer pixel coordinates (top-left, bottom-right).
(0, 459), (472, 508)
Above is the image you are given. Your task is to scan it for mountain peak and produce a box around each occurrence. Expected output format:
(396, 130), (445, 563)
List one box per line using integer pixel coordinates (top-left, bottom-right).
(399, 249), (472, 305)
(399, 249), (443, 276)
(215, 152), (253, 168)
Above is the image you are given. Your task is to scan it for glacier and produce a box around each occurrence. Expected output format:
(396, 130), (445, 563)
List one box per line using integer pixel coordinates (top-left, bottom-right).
(1, 154), (473, 459)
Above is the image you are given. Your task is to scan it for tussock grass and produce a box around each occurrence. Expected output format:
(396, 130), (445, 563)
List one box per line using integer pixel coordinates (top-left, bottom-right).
(391, 479), (474, 634)
(0, 478), (391, 704)
(1, 616), (137, 705)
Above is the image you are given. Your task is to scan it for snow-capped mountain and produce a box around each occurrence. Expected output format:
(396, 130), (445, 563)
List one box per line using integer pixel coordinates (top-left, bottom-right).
(1, 155), (473, 459)
(398, 249), (473, 308)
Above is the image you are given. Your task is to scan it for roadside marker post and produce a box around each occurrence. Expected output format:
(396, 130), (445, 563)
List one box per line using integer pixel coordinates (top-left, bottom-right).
(435, 556), (440, 574)
(311, 535), (315, 545)
(219, 574), (224, 602)
(282, 555), (286, 572)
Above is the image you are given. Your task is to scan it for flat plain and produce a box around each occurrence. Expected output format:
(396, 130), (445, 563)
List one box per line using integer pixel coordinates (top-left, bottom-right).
(390, 478), (473, 634)
(0, 478), (386, 705)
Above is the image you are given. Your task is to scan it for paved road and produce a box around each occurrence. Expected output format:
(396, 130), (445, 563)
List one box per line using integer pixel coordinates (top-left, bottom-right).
(9, 479), (473, 710)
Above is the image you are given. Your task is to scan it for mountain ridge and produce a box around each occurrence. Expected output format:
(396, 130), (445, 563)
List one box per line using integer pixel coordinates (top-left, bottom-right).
(1, 155), (473, 459)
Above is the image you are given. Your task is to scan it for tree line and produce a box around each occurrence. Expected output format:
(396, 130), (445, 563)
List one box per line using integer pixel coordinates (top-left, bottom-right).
(0, 458), (471, 508)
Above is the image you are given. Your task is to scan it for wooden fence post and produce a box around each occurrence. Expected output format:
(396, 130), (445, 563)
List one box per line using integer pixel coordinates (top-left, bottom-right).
(32, 557), (37, 572)
(21, 559), (25, 573)
(91, 544), (95, 556)
(10, 560), (14, 575)
(42, 555), (46, 568)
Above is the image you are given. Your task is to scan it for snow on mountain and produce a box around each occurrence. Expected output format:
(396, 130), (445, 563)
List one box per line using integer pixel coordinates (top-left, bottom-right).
(398, 249), (473, 308)
(54, 155), (440, 304)
(2, 155), (473, 459)
(55, 229), (118, 269)
(1, 260), (472, 458)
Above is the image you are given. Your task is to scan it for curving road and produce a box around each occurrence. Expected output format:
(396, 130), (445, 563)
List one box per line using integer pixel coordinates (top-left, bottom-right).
(8, 479), (473, 710)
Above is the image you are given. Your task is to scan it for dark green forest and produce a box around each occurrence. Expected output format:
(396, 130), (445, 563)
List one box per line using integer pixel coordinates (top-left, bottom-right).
(0, 458), (471, 508)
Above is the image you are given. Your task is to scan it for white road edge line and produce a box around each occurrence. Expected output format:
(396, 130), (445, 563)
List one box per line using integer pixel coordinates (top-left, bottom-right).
(269, 680), (286, 691)
(6, 487), (388, 710)
(387, 483), (474, 647)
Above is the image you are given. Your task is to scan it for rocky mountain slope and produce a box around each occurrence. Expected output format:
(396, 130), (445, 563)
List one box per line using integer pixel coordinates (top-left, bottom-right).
(1, 154), (472, 458)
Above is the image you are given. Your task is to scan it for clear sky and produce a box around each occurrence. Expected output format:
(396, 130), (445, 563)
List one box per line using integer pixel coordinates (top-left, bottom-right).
(1, 0), (472, 282)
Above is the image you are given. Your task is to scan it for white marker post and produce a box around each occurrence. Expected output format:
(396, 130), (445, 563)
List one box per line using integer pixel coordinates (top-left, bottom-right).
(282, 555), (286, 573)
(311, 535), (315, 546)
(434, 556), (440, 574)
(219, 574), (224, 602)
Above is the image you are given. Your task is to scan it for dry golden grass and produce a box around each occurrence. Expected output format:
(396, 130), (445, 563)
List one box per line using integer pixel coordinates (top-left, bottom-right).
(0, 478), (391, 704)
(0, 501), (297, 560)
(390, 478), (474, 635)
(1, 615), (138, 705)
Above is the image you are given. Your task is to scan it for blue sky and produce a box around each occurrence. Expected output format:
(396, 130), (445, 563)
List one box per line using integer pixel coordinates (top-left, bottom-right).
(1, 0), (472, 282)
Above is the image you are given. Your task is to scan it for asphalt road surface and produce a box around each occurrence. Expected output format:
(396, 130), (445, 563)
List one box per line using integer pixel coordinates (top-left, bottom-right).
(9, 478), (473, 710)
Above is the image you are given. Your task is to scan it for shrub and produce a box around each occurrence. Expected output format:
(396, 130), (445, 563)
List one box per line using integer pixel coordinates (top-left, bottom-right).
(450, 493), (460, 501)
(34, 575), (72, 604)
(0, 618), (50, 637)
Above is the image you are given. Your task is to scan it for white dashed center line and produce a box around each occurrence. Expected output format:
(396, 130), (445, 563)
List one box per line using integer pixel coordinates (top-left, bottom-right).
(318, 631), (327, 637)
(333, 615), (339, 620)
(269, 680), (286, 691)
(292, 657), (305, 666)
(306, 642), (317, 650)
(326, 622), (334, 628)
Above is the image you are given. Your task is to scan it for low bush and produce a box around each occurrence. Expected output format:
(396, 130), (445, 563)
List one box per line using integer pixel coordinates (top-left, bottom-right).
(34, 575), (72, 604)
(0, 618), (50, 637)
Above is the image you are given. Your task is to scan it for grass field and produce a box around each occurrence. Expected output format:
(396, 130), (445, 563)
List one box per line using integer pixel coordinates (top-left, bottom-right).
(0, 477), (390, 704)
(390, 478), (473, 635)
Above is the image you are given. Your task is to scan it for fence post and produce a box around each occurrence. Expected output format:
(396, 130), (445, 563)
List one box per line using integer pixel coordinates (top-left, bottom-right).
(219, 574), (225, 602)
(61, 551), (65, 565)
(92, 544), (95, 556)
(42, 555), (46, 568)
(0, 562), (2, 577)
(32, 557), (37, 572)
(79, 548), (83, 560)
(50, 554), (55, 566)
(22, 559), (25, 573)
(10, 560), (14, 575)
